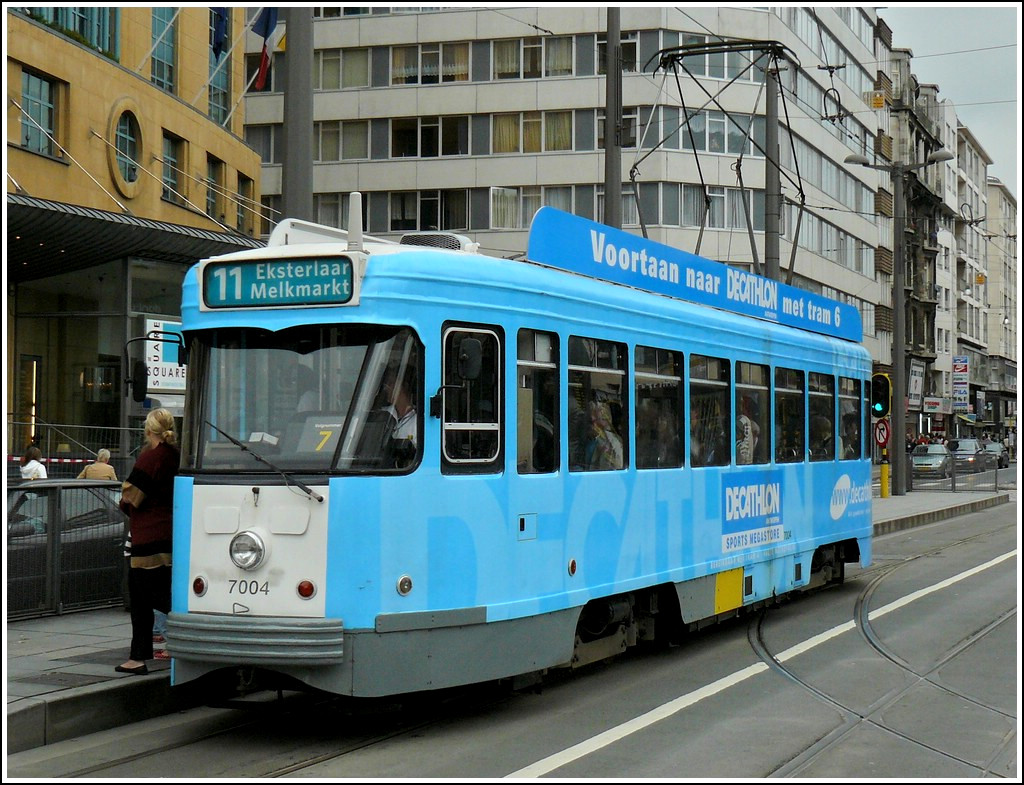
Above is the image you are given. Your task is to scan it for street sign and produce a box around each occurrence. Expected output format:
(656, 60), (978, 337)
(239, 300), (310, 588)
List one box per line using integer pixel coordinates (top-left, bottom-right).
(874, 418), (890, 447)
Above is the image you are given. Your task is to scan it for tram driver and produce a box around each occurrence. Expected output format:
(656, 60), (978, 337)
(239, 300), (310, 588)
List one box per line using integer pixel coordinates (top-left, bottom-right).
(381, 371), (418, 467)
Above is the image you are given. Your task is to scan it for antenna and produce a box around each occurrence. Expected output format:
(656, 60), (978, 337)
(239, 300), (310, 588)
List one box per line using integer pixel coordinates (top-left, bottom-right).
(347, 192), (364, 253)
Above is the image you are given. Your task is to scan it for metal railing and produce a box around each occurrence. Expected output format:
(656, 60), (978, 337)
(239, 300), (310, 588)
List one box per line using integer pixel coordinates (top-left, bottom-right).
(7, 417), (143, 482)
(7, 479), (129, 619)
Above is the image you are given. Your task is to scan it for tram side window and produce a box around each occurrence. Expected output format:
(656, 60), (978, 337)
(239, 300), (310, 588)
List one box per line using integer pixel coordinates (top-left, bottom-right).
(809, 372), (836, 461)
(568, 336), (627, 471)
(689, 354), (730, 467)
(635, 346), (683, 469)
(839, 376), (861, 460)
(441, 325), (502, 473)
(735, 361), (770, 465)
(517, 329), (559, 474)
(775, 367), (804, 463)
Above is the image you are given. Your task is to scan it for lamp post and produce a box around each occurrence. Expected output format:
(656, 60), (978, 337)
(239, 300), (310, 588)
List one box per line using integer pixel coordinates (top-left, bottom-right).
(845, 148), (954, 495)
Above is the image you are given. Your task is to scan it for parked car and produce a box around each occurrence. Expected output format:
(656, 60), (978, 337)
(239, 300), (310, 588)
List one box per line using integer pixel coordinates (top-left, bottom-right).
(984, 441), (1009, 469)
(6, 478), (128, 618)
(911, 443), (952, 479)
(946, 438), (995, 474)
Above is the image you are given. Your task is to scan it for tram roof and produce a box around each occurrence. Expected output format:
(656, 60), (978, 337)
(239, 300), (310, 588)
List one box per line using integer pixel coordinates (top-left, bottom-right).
(185, 208), (864, 349)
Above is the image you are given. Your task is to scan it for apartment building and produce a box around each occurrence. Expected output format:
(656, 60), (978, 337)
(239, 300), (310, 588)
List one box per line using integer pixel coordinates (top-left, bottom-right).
(983, 177), (1018, 443)
(242, 6), (885, 364)
(954, 125), (994, 435)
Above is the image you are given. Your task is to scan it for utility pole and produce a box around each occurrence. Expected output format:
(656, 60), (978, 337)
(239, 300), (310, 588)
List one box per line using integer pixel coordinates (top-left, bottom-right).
(603, 7), (622, 230)
(764, 63), (781, 282)
(282, 8), (314, 223)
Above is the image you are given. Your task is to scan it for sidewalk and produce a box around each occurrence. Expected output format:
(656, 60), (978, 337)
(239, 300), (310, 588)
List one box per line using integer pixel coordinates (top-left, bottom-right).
(5, 488), (1015, 755)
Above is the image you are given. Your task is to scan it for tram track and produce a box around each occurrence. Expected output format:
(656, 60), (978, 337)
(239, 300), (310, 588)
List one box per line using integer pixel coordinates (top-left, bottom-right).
(755, 525), (1017, 777)
(55, 677), (521, 778)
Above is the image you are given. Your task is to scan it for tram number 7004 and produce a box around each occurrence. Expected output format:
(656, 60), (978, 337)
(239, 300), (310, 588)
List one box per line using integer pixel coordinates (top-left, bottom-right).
(228, 579), (270, 596)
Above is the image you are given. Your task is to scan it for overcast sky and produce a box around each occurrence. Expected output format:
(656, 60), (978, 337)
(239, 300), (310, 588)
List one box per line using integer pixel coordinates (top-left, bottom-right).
(877, 4), (1020, 199)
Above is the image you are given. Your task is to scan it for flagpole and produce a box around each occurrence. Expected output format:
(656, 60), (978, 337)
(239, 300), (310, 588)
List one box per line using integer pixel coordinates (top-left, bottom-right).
(190, 7), (268, 106)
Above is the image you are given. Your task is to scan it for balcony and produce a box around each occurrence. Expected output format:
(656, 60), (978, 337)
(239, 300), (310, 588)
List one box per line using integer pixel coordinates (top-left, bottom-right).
(874, 245), (893, 276)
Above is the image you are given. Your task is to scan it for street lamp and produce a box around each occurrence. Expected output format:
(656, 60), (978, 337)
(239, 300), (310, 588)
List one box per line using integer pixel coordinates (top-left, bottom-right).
(845, 148), (954, 495)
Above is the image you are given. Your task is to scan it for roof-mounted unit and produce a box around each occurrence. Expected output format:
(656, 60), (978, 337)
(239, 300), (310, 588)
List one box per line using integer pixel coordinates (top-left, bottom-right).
(399, 232), (480, 253)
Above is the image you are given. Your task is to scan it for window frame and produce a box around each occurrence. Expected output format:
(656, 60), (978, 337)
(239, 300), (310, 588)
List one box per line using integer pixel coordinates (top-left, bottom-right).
(441, 324), (504, 472)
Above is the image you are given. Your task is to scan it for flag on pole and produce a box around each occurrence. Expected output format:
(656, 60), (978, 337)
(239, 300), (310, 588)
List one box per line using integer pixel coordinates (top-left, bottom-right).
(211, 8), (228, 60)
(253, 8), (279, 90)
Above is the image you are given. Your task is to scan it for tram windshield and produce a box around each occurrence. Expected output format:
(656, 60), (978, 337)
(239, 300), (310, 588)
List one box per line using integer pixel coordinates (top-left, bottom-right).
(184, 325), (422, 473)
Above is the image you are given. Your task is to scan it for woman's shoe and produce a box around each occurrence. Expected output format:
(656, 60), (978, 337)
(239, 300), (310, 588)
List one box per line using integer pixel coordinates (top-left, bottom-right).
(152, 634), (166, 644)
(114, 663), (149, 675)
(153, 650), (170, 660)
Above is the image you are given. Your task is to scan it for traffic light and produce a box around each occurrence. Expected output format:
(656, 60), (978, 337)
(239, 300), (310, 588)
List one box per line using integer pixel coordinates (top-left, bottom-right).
(870, 373), (891, 418)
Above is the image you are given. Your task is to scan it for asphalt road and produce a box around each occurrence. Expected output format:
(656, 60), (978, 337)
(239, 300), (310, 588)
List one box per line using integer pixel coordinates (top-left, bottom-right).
(7, 500), (1017, 779)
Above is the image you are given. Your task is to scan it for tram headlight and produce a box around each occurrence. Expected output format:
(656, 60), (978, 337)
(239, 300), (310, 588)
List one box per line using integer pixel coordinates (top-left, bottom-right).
(229, 531), (266, 571)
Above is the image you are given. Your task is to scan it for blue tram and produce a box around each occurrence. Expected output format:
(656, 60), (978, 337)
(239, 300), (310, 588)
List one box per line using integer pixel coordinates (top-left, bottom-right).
(165, 201), (872, 697)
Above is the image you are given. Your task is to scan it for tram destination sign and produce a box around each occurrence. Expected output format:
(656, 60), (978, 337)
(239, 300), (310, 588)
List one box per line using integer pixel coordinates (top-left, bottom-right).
(527, 207), (862, 342)
(200, 257), (354, 309)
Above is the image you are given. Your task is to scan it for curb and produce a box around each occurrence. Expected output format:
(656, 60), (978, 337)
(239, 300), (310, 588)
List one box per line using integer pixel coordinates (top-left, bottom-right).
(6, 673), (204, 755)
(872, 491), (1010, 536)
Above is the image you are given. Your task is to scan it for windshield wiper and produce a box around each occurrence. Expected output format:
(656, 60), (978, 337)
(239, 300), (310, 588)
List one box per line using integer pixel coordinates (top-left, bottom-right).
(205, 420), (324, 503)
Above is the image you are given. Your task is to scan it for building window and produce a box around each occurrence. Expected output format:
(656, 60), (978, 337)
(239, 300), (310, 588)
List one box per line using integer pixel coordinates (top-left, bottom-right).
(315, 49), (341, 90)
(315, 191), (365, 230)
(441, 116), (469, 156)
(441, 42), (470, 82)
(493, 39), (520, 80)
(260, 194), (282, 236)
(391, 118), (419, 157)
(491, 187), (520, 229)
(237, 174), (254, 233)
(316, 120), (341, 161)
(545, 37), (573, 76)
(116, 111), (141, 183)
(246, 53), (275, 93)
(31, 7), (118, 53)
(206, 155), (223, 218)
(391, 192), (418, 231)
(209, 23), (231, 125)
(342, 48), (369, 88)
(342, 121), (369, 159)
(597, 106), (637, 149)
(161, 132), (184, 204)
(245, 124), (282, 164)
(392, 45), (419, 85)
(20, 71), (57, 156)
(151, 7), (176, 93)
(597, 31), (638, 74)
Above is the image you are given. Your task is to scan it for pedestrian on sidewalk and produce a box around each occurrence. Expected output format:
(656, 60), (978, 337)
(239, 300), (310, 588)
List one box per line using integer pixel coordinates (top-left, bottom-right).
(77, 448), (118, 480)
(19, 444), (47, 480)
(116, 408), (178, 675)
(124, 530), (171, 660)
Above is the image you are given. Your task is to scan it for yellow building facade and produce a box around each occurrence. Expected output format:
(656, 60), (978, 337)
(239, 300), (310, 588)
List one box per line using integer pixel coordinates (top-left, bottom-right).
(6, 8), (264, 472)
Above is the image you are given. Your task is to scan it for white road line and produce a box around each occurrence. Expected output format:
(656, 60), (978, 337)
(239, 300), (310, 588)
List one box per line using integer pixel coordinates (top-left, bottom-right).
(507, 550), (1016, 778)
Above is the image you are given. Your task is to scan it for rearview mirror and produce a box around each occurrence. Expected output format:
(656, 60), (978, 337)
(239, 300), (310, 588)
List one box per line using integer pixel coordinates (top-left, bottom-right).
(131, 360), (148, 403)
(457, 337), (482, 381)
